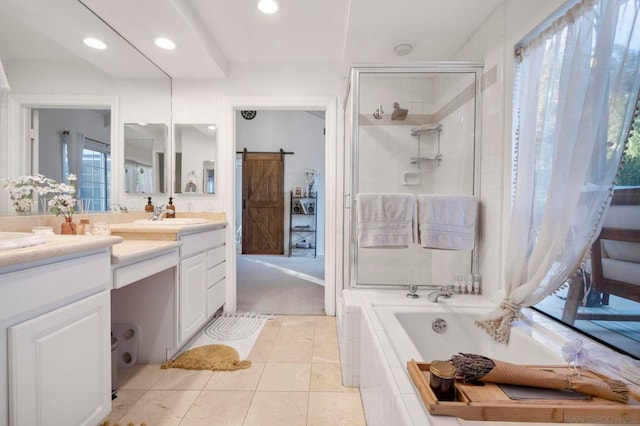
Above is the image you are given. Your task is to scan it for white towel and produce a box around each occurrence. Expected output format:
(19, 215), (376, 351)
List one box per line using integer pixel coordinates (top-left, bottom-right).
(356, 193), (415, 248)
(417, 194), (477, 250)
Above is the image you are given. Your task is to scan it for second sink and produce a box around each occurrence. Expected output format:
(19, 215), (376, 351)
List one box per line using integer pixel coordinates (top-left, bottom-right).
(133, 218), (208, 226)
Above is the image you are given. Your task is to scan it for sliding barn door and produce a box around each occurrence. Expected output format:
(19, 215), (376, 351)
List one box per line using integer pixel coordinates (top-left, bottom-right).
(242, 152), (285, 254)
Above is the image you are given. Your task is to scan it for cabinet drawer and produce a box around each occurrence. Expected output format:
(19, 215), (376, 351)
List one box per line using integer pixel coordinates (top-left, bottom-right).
(113, 250), (179, 289)
(207, 245), (225, 268)
(207, 279), (226, 317)
(180, 228), (226, 257)
(207, 262), (225, 288)
(0, 252), (111, 321)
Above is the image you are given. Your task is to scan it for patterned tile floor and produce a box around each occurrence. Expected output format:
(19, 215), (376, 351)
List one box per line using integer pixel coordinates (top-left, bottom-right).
(103, 315), (366, 426)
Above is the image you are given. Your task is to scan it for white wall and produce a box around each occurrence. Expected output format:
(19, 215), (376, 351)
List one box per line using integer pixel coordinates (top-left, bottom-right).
(235, 109), (326, 256)
(171, 61), (340, 214)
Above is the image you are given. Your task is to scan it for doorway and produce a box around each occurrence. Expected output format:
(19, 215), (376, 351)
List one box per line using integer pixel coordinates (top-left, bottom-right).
(231, 107), (331, 315)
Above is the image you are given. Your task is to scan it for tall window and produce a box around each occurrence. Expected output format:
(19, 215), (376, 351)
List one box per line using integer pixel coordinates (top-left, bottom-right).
(79, 141), (110, 212)
(62, 139), (110, 212)
(525, 0), (640, 358)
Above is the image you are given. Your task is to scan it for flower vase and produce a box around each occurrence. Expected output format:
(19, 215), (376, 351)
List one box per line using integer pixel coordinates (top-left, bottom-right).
(61, 217), (77, 235)
(14, 206), (32, 215)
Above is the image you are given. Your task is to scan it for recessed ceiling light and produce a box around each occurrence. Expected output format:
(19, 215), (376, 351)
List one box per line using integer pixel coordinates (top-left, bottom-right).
(258, 0), (278, 14)
(154, 37), (176, 50)
(138, 123), (148, 126)
(83, 37), (107, 50)
(392, 40), (415, 56)
(208, 125), (216, 130)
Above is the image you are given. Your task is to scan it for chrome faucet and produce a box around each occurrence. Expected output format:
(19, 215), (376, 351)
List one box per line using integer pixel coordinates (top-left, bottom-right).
(110, 203), (128, 213)
(151, 204), (171, 220)
(427, 286), (453, 303)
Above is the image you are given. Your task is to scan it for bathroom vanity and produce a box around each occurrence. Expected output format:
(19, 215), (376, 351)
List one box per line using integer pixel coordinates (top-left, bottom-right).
(0, 216), (227, 426)
(109, 220), (228, 350)
(0, 235), (122, 426)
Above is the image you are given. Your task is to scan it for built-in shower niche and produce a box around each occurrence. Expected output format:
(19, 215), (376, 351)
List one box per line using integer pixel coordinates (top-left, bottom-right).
(346, 65), (481, 287)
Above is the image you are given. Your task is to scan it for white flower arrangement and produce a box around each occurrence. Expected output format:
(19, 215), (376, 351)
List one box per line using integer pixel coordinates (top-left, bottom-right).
(305, 168), (319, 185)
(48, 174), (77, 219)
(0, 174), (76, 215)
(1, 174), (55, 213)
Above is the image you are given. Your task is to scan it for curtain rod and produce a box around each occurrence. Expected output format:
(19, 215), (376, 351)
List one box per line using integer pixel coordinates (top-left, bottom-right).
(514, 0), (582, 58)
(85, 136), (109, 146)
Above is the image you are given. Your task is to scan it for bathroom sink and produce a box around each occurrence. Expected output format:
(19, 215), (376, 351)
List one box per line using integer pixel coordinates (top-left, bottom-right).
(133, 218), (208, 226)
(0, 232), (47, 251)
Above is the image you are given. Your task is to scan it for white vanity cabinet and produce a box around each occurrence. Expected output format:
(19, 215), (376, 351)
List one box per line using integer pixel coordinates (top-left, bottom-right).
(0, 249), (113, 426)
(178, 226), (226, 344)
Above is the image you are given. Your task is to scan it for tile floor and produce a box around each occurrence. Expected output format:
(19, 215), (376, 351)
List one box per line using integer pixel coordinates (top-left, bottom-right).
(104, 315), (366, 426)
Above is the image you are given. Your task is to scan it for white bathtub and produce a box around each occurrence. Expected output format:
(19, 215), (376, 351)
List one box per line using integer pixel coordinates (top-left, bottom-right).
(379, 306), (565, 365)
(339, 290), (633, 426)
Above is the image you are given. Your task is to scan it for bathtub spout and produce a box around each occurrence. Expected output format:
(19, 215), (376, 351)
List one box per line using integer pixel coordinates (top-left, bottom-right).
(427, 287), (453, 303)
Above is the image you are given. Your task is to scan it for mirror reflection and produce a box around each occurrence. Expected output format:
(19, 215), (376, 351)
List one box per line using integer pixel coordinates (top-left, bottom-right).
(37, 109), (112, 212)
(0, 0), (171, 214)
(174, 124), (217, 194)
(123, 123), (167, 194)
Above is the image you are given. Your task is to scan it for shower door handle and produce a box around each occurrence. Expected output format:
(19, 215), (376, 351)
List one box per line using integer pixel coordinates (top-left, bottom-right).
(344, 193), (351, 209)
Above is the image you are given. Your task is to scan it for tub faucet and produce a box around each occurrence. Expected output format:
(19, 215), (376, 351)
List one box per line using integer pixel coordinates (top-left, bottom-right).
(151, 204), (171, 221)
(428, 286), (453, 303)
(406, 284), (419, 299)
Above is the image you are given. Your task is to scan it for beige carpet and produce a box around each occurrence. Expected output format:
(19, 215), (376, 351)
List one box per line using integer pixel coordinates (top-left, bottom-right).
(236, 254), (325, 315)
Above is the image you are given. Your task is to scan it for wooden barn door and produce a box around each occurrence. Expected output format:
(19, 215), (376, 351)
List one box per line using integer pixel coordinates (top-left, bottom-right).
(242, 152), (285, 254)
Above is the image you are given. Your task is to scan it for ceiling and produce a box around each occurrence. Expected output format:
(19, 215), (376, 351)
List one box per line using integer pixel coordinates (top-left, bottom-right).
(0, 0), (506, 79)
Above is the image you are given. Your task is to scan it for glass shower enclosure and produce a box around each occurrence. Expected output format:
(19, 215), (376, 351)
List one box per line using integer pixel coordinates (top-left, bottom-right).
(343, 64), (483, 288)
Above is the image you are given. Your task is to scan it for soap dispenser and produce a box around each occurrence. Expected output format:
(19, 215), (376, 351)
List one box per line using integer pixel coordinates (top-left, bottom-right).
(145, 197), (154, 212)
(167, 197), (176, 218)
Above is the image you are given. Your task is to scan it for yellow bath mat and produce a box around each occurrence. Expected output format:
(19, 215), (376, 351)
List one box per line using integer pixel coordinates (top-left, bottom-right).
(161, 344), (251, 371)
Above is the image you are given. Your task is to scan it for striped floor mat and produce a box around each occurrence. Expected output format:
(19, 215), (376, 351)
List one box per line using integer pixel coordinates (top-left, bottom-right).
(204, 312), (272, 341)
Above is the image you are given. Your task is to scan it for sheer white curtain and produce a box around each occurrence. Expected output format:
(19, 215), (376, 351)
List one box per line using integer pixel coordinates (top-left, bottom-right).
(477, 0), (640, 342)
(68, 131), (84, 189)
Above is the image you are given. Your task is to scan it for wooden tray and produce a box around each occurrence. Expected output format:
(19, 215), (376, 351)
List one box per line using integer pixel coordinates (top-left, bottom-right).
(407, 360), (640, 424)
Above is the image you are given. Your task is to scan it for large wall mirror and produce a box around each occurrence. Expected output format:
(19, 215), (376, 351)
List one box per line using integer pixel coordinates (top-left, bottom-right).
(0, 0), (171, 214)
(174, 124), (217, 195)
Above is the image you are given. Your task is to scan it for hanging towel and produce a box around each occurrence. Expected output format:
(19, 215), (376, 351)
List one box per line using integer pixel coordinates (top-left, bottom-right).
(356, 193), (415, 248)
(417, 194), (477, 250)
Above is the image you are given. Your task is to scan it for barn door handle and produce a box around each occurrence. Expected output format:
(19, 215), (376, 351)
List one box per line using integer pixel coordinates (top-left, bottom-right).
(243, 199), (246, 210)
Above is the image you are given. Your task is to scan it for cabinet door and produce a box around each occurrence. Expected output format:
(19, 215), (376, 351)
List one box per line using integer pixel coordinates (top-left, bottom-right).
(8, 291), (111, 426)
(179, 252), (208, 342)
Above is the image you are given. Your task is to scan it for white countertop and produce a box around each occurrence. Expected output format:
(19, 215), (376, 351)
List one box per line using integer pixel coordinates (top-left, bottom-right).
(0, 234), (123, 269)
(109, 220), (227, 241)
(111, 239), (182, 265)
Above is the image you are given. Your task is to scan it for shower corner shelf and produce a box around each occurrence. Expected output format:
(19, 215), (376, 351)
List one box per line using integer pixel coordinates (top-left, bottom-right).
(410, 155), (442, 165)
(411, 122), (442, 168)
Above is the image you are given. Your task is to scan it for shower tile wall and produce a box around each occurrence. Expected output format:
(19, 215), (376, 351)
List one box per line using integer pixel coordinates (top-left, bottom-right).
(356, 73), (475, 287)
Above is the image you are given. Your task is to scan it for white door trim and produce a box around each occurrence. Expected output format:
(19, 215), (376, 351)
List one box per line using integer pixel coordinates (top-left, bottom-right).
(223, 96), (338, 316)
